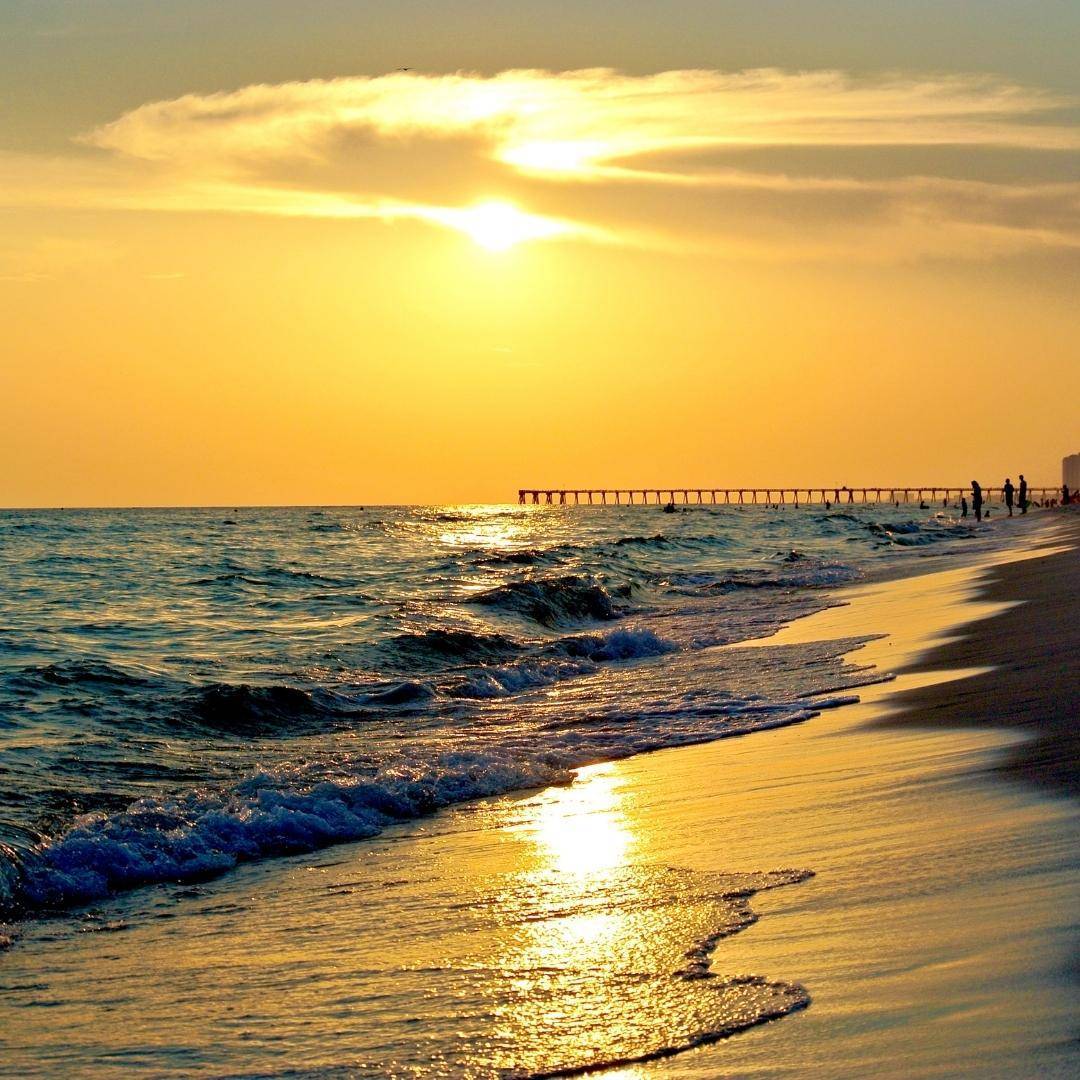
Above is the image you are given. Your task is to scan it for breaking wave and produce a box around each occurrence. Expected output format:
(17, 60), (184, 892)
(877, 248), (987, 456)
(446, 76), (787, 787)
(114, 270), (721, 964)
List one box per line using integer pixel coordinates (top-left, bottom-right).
(4, 682), (856, 915)
(468, 575), (625, 627)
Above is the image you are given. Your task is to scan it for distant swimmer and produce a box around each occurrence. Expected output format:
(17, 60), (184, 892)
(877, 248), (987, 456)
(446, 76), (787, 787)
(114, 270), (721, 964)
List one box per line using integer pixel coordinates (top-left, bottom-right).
(1004, 477), (1015, 516)
(1018, 474), (1028, 514)
(971, 480), (983, 522)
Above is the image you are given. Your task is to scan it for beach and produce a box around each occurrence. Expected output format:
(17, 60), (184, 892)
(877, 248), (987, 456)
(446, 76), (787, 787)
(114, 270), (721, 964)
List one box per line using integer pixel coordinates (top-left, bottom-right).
(0, 514), (1076, 1077)
(883, 536), (1080, 797)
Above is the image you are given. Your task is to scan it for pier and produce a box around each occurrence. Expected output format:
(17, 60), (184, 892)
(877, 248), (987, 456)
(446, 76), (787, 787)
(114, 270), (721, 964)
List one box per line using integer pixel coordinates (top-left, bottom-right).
(518, 487), (1060, 506)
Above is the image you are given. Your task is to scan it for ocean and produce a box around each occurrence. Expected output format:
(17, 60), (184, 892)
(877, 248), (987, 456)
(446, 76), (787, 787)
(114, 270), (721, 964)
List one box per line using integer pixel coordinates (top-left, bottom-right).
(0, 502), (989, 921)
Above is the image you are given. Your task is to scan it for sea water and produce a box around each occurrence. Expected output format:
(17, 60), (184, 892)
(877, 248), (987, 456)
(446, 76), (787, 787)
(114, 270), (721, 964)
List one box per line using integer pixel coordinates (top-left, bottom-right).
(0, 502), (988, 919)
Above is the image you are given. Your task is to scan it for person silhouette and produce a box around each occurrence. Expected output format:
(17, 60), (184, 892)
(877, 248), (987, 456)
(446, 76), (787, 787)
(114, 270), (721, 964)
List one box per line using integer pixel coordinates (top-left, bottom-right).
(1004, 477), (1015, 516)
(1018, 474), (1028, 514)
(971, 480), (983, 522)
(1064, 484), (1072, 506)
(961, 495), (968, 518)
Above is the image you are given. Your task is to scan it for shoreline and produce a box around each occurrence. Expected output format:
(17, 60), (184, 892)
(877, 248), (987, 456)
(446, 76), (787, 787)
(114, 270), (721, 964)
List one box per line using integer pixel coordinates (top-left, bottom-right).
(881, 523), (1079, 796)
(1, 521), (1076, 1076)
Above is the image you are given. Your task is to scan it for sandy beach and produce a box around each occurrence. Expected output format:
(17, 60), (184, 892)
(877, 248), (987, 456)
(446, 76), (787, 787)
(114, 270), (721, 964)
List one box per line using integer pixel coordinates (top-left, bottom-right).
(884, 533), (1080, 797)
(0, 515), (1075, 1077)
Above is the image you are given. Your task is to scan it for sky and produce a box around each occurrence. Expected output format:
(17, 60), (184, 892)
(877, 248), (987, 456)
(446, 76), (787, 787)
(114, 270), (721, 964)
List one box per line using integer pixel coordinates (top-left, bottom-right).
(2, 1), (1078, 506)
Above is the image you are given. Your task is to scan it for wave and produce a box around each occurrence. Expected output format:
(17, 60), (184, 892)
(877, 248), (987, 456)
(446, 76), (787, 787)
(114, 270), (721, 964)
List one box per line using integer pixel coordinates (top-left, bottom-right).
(180, 684), (323, 733)
(865, 519), (972, 546)
(698, 561), (860, 594)
(607, 533), (728, 551)
(3, 681), (857, 915)
(444, 628), (678, 698)
(547, 627), (676, 662)
(471, 547), (555, 567)
(7, 661), (152, 691)
(187, 567), (361, 589)
(387, 627), (525, 664)
(469, 575), (624, 627)
(187, 572), (265, 587)
(613, 533), (670, 547)
(355, 680), (435, 707)
(6, 749), (573, 913)
(464, 532), (734, 571)
(176, 678), (438, 734)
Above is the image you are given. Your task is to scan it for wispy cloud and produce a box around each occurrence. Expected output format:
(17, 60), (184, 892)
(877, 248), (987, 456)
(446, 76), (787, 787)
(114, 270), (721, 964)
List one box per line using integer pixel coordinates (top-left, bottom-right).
(3, 68), (1079, 261)
(85, 68), (1079, 167)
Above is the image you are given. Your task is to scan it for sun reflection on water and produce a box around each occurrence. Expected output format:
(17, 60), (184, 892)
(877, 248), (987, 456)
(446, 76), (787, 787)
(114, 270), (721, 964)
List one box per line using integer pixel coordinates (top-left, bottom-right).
(474, 764), (810, 1074)
(510, 765), (646, 992)
(528, 763), (635, 877)
(432, 504), (530, 551)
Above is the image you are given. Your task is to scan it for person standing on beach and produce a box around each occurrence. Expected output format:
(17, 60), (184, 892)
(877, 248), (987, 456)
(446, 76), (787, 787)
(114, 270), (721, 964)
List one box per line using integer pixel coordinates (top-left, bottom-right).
(961, 496), (968, 518)
(1064, 484), (1072, 506)
(1019, 474), (1028, 514)
(972, 480), (983, 522)
(1004, 478), (1015, 516)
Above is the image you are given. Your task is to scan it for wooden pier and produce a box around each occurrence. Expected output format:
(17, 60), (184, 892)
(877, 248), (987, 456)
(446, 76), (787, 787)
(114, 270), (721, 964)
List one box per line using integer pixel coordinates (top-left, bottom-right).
(518, 487), (1060, 506)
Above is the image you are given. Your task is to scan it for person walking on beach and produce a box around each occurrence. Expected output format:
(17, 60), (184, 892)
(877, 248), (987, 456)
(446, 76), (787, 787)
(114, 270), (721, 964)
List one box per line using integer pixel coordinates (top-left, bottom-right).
(1004, 477), (1015, 516)
(972, 480), (983, 522)
(1018, 474), (1028, 514)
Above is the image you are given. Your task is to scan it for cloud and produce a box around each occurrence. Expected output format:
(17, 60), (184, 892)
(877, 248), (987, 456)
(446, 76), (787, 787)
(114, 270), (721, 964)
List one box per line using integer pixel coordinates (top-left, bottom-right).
(85, 68), (1079, 168)
(3, 68), (1079, 261)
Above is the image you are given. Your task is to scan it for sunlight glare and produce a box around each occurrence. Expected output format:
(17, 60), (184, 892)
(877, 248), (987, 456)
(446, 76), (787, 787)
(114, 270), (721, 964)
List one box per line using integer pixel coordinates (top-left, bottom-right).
(530, 764), (633, 876)
(500, 139), (607, 175)
(440, 201), (571, 251)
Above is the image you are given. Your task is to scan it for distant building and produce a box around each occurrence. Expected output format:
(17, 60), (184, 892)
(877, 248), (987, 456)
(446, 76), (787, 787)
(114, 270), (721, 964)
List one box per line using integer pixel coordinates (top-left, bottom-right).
(1064, 453), (1080, 490)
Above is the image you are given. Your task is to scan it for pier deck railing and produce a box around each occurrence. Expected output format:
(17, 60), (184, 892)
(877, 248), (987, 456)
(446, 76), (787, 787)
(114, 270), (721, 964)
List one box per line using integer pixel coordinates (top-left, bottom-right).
(517, 487), (1060, 506)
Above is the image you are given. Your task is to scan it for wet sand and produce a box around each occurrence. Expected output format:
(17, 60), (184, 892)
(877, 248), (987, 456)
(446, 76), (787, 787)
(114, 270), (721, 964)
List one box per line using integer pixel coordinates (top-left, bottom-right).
(1, 519), (1077, 1077)
(883, 522), (1080, 796)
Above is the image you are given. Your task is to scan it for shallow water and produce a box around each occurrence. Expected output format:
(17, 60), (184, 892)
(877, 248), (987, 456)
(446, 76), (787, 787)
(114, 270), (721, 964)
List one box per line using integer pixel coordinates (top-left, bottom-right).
(0, 503), (996, 916)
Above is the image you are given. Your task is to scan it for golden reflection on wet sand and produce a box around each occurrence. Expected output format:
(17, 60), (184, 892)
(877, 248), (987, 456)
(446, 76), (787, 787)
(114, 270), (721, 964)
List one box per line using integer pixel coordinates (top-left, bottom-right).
(527, 763), (636, 876)
(477, 764), (810, 1076)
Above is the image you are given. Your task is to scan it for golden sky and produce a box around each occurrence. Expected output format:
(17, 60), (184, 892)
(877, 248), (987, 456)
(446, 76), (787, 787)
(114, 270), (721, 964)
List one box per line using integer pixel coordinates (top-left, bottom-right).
(2, 2), (1078, 505)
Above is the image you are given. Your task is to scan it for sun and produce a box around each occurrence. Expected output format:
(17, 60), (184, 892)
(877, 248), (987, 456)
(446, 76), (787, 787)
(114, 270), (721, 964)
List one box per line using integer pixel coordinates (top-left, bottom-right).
(449, 201), (570, 252)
